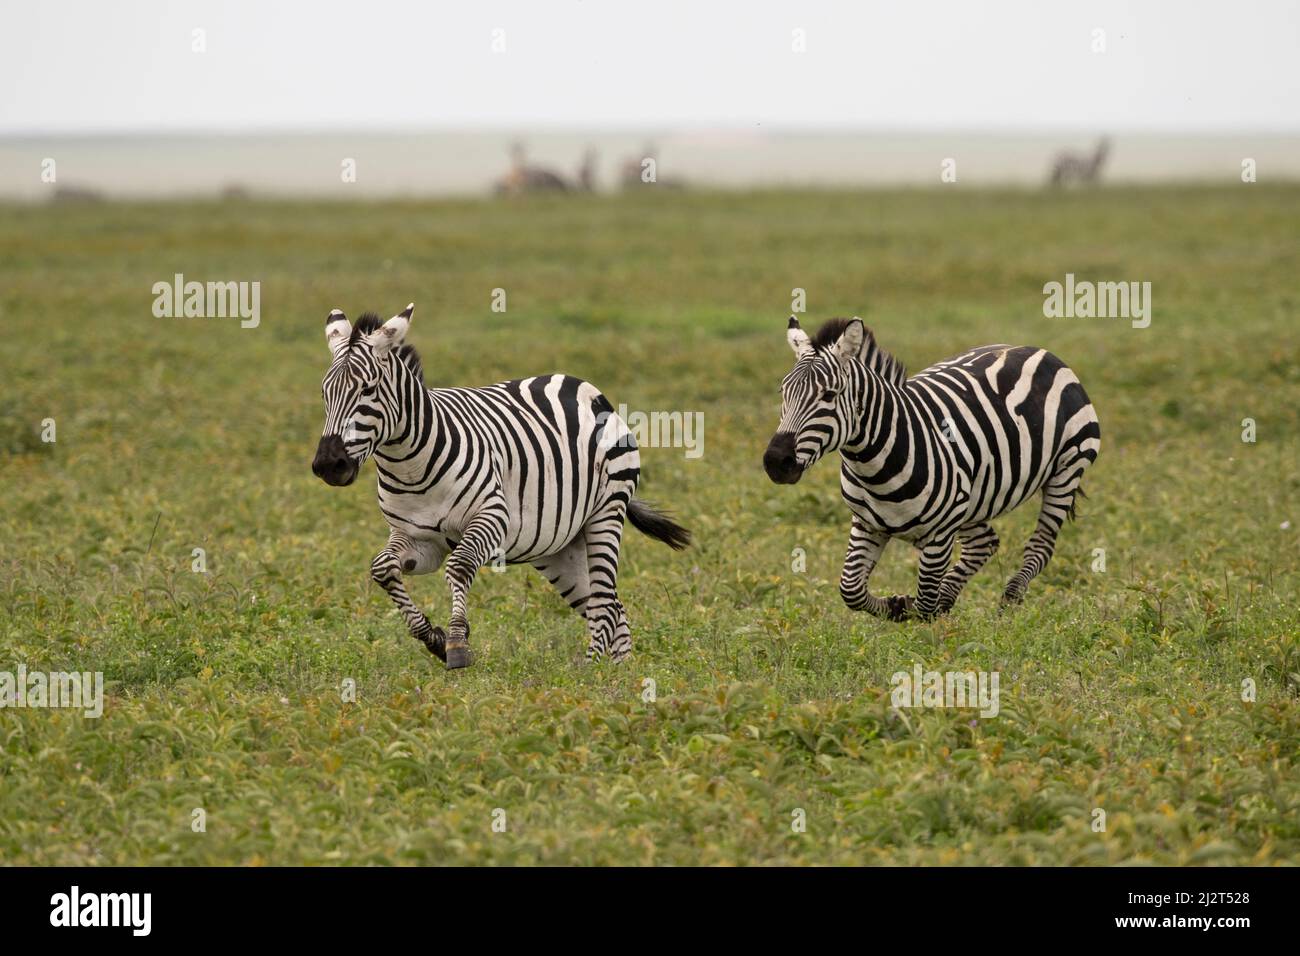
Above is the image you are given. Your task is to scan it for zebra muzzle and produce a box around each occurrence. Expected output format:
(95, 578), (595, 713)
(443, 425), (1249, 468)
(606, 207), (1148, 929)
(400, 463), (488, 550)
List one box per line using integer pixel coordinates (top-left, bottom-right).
(312, 434), (360, 487)
(763, 432), (803, 484)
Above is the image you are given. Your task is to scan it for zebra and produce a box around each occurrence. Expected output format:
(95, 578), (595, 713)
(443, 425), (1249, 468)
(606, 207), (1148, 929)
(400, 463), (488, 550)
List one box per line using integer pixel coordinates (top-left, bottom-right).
(1048, 136), (1111, 187)
(311, 305), (690, 669)
(763, 316), (1100, 620)
(494, 141), (572, 195)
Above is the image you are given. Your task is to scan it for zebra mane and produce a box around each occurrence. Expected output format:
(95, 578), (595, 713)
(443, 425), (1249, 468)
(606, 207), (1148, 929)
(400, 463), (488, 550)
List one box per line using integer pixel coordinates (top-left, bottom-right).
(350, 312), (424, 385)
(812, 317), (907, 386)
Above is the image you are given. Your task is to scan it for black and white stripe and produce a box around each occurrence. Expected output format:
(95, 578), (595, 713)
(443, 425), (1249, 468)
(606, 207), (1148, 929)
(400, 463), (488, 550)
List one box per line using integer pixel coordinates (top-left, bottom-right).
(312, 305), (689, 668)
(764, 316), (1100, 619)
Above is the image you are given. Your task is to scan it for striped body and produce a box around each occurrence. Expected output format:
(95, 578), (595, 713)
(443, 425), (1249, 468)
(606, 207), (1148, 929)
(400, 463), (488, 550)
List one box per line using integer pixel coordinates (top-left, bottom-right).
(375, 375), (638, 570)
(765, 317), (1099, 620)
(840, 344), (1099, 546)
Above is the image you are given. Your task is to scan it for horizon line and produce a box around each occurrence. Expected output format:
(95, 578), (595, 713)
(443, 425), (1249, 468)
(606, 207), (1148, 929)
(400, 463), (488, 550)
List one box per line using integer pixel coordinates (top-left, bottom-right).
(5, 123), (1300, 140)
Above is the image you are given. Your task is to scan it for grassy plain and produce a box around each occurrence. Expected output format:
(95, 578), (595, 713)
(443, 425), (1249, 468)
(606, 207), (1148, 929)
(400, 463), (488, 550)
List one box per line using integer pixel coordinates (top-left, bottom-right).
(0, 185), (1296, 864)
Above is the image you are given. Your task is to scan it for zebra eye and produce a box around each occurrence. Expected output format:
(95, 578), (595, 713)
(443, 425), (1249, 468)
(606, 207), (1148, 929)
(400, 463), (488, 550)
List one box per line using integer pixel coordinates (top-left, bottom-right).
(821, 389), (837, 403)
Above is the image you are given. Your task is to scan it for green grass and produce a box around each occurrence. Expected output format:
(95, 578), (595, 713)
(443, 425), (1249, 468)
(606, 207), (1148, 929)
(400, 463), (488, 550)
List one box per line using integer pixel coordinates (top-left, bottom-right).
(0, 185), (1297, 865)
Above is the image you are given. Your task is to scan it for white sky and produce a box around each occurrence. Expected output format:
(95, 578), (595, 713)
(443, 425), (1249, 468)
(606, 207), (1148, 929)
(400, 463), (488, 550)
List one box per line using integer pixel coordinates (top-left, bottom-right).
(2, 0), (1298, 134)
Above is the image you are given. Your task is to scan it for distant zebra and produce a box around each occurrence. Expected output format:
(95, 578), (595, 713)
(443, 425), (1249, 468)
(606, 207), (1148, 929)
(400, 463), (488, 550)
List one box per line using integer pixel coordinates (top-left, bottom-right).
(763, 317), (1100, 619)
(312, 305), (690, 668)
(494, 141), (572, 195)
(1049, 136), (1111, 187)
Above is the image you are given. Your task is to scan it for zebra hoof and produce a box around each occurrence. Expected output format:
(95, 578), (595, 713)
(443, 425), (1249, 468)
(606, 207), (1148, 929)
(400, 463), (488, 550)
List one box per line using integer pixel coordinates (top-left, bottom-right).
(1000, 586), (1026, 608)
(421, 626), (448, 662)
(445, 644), (472, 670)
(884, 594), (914, 622)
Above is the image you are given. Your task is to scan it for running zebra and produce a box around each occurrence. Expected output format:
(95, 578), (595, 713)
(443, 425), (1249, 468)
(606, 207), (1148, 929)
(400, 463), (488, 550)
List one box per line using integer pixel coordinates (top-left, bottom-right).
(763, 317), (1100, 619)
(311, 305), (690, 668)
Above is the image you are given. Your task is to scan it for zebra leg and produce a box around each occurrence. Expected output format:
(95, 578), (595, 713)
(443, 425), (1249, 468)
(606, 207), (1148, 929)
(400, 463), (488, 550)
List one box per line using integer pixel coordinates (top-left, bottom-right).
(582, 501), (630, 662)
(535, 539), (631, 661)
(370, 532), (448, 661)
(935, 523), (999, 614)
(442, 512), (507, 670)
(531, 537), (591, 652)
(1003, 469), (1085, 604)
(840, 518), (908, 620)
(914, 537), (955, 620)
(610, 601), (631, 661)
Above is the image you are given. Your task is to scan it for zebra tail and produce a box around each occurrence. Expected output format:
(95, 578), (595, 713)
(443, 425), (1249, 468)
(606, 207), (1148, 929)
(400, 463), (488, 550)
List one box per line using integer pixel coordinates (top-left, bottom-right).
(1067, 485), (1087, 522)
(627, 499), (691, 551)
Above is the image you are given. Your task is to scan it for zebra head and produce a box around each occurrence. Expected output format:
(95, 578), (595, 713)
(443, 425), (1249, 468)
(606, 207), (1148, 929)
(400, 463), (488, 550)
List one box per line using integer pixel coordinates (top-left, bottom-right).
(312, 304), (415, 487)
(763, 315), (868, 484)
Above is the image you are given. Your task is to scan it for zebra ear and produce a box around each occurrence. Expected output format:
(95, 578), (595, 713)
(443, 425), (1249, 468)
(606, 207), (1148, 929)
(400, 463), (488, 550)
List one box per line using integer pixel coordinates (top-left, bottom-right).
(833, 318), (866, 364)
(787, 315), (812, 357)
(325, 309), (351, 357)
(370, 303), (414, 357)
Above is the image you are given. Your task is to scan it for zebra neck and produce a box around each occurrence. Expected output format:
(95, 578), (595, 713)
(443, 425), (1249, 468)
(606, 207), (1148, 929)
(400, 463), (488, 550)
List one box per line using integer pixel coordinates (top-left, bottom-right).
(840, 372), (909, 477)
(373, 371), (440, 484)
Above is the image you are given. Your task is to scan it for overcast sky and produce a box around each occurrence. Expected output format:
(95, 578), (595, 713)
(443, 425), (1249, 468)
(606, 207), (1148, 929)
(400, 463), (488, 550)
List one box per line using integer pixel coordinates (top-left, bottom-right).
(2, 0), (1298, 134)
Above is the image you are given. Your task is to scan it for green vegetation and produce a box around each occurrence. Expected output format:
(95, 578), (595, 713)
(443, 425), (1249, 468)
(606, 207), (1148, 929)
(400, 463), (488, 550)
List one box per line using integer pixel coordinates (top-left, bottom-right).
(0, 186), (1296, 864)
